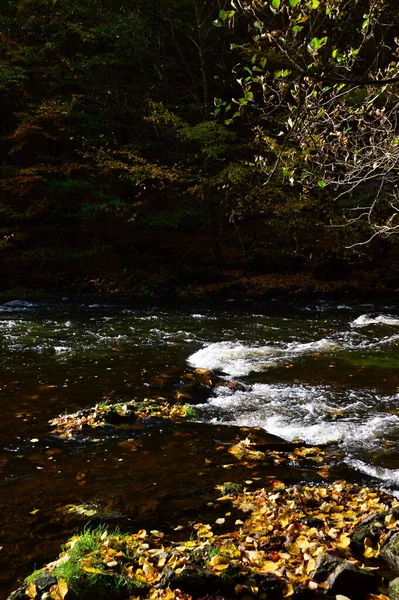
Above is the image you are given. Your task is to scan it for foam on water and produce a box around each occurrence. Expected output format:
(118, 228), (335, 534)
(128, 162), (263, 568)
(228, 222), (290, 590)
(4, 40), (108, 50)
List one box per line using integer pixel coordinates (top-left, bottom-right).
(194, 382), (399, 462)
(352, 314), (399, 327)
(345, 458), (399, 486)
(4, 300), (35, 308)
(188, 338), (340, 376)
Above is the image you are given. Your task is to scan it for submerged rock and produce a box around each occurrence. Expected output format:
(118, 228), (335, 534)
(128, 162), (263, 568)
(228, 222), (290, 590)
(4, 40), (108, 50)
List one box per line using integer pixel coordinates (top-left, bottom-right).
(56, 503), (125, 524)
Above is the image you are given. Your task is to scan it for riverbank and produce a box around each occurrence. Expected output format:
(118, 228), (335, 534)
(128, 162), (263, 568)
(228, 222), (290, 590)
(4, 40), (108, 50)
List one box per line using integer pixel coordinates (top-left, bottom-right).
(8, 438), (399, 600)
(1, 271), (399, 305)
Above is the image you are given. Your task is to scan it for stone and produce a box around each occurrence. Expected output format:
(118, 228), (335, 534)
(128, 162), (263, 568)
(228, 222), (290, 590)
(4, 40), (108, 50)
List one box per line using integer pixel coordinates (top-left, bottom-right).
(310, 553), (380, 600)
(105, 408), (136, 425)
(34, 574), (58, 592)
(351, 508), (399, 556)
(160, 564), (235, 597)
(310, 553), (344, 582)
(245, 573), (284, 599)
(326, 562), (380, 599)
(381, 531), (399, 574)
(388, 576), (399, 600)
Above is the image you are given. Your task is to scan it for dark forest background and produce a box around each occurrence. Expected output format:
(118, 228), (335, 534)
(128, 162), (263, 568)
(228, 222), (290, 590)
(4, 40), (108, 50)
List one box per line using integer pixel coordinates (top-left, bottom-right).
(1, 0), (399, 296)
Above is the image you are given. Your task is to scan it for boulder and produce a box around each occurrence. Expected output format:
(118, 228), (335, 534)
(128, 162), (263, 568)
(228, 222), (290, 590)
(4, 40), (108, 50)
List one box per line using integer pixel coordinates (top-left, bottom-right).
(310, 553), (344, 582)
(159, 564), (235, 597)
(326, 562), (380, 599)
(104, 407), (136, 425)
(310, 553), (380, 600)
(247, 573), (285, 599)
(389, 576), (399, 600)
(381, 531), (399, 574)
(351, 508), (399, 556)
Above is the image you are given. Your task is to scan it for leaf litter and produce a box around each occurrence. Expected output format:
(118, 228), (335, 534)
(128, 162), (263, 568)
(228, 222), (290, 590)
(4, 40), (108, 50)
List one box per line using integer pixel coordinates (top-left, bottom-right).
(49, 398), (194, 438)
(22, 438), (399, 600)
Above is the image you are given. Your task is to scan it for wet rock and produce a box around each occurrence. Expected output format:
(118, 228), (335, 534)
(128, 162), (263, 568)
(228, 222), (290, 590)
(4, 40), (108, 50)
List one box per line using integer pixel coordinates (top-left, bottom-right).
(7, 584), (28, 600)
(34, 574), (58, 592)
(215, 380), (246, 392)
(56, 503), (125, 525)
(350, 512), (386, 553)
(7, 575), (57, 600)
(245, 573), (285, 599)
(310, 553), (344, 582)
(105, 408), (136, 425)
(310, 554), (380, 599)
(389, 576), (399, 600)
(351, 508), (399, 555)
(327, 562), (380, 598)
(175, 368), (234, 404)
(159, 564), (235, 597)
(381, 531), (399, 574)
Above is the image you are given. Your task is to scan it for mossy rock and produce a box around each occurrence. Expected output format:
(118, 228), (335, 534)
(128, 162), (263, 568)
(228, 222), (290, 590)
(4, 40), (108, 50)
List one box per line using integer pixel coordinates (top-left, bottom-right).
(381, 531), (399, 575)
(389, 576), (399, 600)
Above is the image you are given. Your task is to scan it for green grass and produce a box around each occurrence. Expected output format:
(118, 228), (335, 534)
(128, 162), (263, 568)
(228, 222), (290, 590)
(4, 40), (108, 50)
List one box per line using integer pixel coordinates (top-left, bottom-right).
(25, 569), (45, 584)
(184, 405), (198, 420)
(219, 482), (242, 495)
(48, 527), (147, 599)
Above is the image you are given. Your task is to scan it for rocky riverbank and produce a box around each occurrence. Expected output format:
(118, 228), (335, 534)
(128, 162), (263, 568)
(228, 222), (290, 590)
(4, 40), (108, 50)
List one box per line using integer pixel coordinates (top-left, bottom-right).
(8, 435), (399, 600)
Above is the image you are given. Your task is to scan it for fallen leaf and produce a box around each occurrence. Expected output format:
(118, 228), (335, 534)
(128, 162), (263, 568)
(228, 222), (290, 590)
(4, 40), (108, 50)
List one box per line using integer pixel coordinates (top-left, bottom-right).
(26, 583), (37, 599)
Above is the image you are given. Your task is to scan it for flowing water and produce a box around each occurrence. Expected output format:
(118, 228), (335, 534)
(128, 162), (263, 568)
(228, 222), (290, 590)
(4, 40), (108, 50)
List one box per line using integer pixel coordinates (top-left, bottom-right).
(1, 296), (399, 597)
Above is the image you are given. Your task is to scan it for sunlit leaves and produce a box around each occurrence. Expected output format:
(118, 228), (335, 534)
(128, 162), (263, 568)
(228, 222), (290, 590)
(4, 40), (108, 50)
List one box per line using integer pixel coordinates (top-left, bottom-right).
(27, 478), (399, 600)
(50, 398), (194, 438)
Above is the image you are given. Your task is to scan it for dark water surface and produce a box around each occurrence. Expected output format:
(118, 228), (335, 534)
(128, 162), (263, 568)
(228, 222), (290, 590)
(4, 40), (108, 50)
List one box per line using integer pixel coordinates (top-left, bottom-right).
(1, 296), (399, 597)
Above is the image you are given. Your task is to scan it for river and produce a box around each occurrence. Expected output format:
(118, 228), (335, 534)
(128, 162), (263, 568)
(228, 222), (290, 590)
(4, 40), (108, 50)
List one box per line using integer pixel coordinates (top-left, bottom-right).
(1, 296), (399, 597)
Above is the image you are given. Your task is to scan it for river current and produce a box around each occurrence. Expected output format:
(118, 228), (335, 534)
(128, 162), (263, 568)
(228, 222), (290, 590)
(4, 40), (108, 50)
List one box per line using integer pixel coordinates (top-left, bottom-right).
(1, 296), (399, 596)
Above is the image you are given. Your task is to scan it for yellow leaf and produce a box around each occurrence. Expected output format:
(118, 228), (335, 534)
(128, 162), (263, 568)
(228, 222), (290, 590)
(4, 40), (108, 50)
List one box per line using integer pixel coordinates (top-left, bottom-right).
(212, 563), (230, 571)
(137, 529), (147, 539)
(260, 560), (280, 573)
(364, 546), (380, 559)
(209, 555), (229, 567)
(283, 583), (294, 597)
(82, 566), (104, 574)
(57, 579), (68, 600)
(26, 583), (37, 599)
(337, 535), (351, 549)
(286, 543), (301, 556)
(306, 557), (316, 573)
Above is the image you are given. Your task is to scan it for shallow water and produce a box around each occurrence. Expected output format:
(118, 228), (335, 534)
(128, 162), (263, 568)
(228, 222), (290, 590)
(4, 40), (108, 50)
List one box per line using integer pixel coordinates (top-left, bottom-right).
(1, 296), (399, 596)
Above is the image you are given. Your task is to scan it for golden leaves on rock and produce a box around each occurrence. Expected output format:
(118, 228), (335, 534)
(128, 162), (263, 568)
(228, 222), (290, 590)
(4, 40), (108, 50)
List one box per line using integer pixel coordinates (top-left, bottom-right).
(26, 479), (399, 600)
(49, 398), (193, 438)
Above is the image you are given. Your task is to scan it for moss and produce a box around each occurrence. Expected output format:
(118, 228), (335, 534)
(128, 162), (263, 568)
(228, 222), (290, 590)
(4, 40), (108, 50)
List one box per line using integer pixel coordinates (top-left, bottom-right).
(25, 569), (45, 584)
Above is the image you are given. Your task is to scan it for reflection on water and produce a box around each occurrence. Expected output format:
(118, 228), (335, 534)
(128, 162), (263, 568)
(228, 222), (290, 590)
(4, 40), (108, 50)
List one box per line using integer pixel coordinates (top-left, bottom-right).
(1, 297), (399, 597)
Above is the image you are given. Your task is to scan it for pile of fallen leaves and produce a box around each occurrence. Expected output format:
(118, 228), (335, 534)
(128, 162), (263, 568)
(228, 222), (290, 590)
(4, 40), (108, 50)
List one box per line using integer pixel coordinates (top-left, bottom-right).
(22, 477), (397, 600)
(49, 398), (193, 438)
(228, 438), (331, 477)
